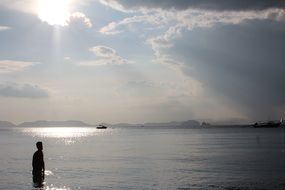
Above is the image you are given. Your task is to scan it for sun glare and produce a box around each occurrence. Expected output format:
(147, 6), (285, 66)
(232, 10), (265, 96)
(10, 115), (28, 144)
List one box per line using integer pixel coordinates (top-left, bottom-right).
(38, 0), (71, 26)
(22, 127), (99, 138)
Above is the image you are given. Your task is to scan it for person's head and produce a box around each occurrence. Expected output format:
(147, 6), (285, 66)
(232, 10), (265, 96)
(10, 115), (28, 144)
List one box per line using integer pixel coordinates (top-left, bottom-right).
(36, 141), (43, 151)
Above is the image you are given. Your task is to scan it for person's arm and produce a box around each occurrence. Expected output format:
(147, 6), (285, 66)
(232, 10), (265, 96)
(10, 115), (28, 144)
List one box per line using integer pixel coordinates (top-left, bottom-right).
(32, 153), (35, 175)
(32, 154), (35, 168)
(42, 153), (45, 179)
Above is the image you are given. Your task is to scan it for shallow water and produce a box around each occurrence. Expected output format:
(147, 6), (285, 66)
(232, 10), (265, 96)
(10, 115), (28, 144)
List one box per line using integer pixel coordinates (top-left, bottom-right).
(0, 127), (285, 189)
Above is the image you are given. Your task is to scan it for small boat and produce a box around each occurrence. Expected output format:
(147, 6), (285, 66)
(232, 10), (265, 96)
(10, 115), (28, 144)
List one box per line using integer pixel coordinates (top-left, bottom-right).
(96, 124), (107, 129)
(252, 120), (281, 128)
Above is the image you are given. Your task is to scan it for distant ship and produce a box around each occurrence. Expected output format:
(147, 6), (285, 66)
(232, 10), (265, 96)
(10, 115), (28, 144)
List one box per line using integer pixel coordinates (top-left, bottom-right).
(96, 124), (107, 129)
(252, 118), (283, 128)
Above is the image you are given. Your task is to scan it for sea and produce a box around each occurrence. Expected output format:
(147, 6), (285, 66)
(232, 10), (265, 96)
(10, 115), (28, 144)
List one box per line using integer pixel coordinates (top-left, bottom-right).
(0, 126), (284, 190)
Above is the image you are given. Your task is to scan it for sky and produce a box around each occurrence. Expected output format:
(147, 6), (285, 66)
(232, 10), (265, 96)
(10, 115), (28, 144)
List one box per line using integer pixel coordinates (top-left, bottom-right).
(0, 0), (284, 124)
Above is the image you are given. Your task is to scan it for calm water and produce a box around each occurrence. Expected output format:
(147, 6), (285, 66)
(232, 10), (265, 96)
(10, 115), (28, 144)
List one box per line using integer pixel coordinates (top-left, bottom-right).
(0, 127), (285, 190)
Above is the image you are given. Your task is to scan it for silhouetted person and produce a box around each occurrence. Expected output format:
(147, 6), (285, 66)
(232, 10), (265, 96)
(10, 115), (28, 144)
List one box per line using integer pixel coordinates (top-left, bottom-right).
(32, 142), (45, 187)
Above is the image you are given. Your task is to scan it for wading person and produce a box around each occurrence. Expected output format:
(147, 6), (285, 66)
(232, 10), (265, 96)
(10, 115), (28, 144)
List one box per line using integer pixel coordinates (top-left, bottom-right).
(32, 141), (45, 187)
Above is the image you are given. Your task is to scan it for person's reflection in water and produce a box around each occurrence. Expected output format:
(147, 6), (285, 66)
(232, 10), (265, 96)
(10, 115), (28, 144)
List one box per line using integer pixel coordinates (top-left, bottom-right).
(32, 142), (45, 188)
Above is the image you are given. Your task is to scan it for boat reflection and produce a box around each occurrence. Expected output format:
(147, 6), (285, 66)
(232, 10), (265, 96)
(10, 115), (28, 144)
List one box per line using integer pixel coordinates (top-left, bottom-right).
(22, 127), (103, 138)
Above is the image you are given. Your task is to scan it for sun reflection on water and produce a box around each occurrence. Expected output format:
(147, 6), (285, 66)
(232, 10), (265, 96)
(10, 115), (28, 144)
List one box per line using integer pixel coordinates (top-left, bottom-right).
(32, 184), (71, 190)
(45, 170), (54, 176)
(45, 186), (71, 190)
(22, 127), (104, 138)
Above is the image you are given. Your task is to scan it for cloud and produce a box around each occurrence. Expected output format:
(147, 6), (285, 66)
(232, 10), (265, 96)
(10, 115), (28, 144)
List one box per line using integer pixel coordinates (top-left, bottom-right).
(0, 26), (11, 31)
(99, 7), (284, 68)
(69, 12), (93, 28)
(99, 0), (285, 11)
(79, 46), (132, 66)
(99, 22), (122, 35)
(0, 0), (36, 14)
(0, 83), (49, 98)
(145, 9), (285, 66)
(99, 13), (169, 35)
(0, 60), (38, 73)
(163, 20), (285, 120)
(89, 46), (116, 57)
(99, 6), (285, 36)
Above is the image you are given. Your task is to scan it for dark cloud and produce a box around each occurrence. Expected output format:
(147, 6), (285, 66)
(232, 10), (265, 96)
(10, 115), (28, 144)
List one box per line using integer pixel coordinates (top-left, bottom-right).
(102, 0), (285, 11)
(166, 20), (285, 120)
(0, 83), (49, 98)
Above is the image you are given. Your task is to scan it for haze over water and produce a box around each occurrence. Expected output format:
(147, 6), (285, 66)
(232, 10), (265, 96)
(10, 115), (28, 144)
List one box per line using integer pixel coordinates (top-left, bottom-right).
(1, 126), (285, 190)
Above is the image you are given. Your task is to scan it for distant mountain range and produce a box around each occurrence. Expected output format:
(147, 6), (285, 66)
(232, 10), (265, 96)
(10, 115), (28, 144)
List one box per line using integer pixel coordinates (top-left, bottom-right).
(0, 120), (94, 128)
(0, 121), (16, 127)
(18, 120), (94, 127)
(0, 119), (252, 128)
(104, 120), (201, 128)
(0, 119), (201, 128)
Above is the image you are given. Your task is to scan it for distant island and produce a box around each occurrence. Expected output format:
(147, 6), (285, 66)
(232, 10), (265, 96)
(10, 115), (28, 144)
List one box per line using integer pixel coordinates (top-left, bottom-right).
(0, 120), (94, 128)
(0, 120), (202, 128)
(1, 119), (280, 128)
(18, 120), (94, 127)
(0, 121), (16, 128)
(102, 120), (200, 128)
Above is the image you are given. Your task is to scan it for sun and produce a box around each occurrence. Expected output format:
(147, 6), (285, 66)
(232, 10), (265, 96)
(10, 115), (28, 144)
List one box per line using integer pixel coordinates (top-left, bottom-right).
(38, 0), (71, 26)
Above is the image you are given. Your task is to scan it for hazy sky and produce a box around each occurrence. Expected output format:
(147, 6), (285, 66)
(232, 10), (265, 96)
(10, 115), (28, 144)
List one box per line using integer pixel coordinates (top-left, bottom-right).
(0, 0), (284, 124)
